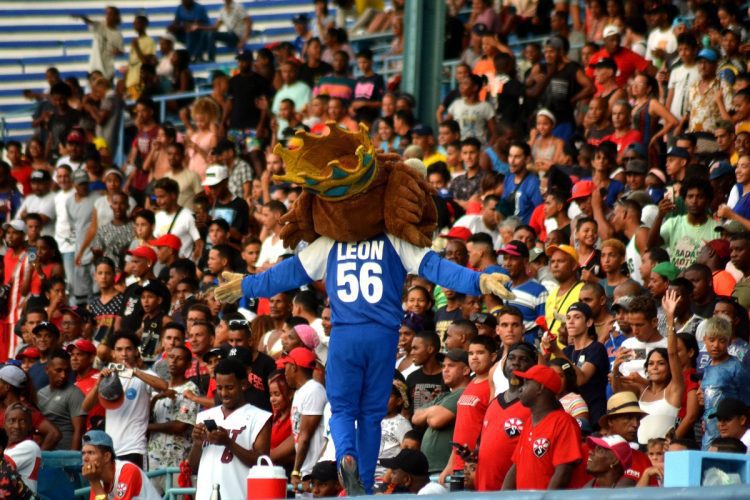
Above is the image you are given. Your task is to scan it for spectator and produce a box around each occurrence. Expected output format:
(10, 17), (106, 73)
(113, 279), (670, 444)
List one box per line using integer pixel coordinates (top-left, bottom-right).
(544, 244), (584, 336)
(351, 49), (385, 125)
(125, 15), (156, 99)
(204, 165), (250, 238)
(406, 331), (446, 412)
(207, 0), (252, 62)
(667, 34), (700, 121)
(3, 403), (41, 494)
(315, 51), (355, 101)
(446, 74), (495, 141)
(168, 0), (210, 62)
(153, 178), (203, 260)
(37, 348), (86, 450)
(587, 25), (654, 89)
(272, 61), (312, 116)
(377, 379), (412, 477)
(584, 435), (633, 488)
(684, 48), (733, 135)
(74, 7), (124, 81)
(502, 141), (543, 225)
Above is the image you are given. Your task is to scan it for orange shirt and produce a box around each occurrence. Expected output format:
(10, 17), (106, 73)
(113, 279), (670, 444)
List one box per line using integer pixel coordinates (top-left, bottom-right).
(713, 270), (737, 297)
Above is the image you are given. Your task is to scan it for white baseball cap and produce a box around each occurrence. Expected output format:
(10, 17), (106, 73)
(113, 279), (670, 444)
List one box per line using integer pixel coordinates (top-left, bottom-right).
(2, 220), (26, 233)
(603, 25), (621, 38)
(0, 364), (27, 388)
(202, 165), (229, 187)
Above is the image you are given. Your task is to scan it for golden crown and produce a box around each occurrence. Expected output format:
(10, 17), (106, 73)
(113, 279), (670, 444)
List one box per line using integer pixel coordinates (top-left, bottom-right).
(272, 122), (377, 201)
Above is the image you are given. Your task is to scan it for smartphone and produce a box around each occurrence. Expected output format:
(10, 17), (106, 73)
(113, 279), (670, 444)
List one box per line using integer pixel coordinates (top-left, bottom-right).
(204, 419), (218, 432)
(27, 246), (37, 263)
(664, 186), (675, 202)
(631, 348), (647, 361)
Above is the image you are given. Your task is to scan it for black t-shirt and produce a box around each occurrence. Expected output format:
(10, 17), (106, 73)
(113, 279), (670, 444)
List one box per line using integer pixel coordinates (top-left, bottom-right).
(228, 71), (272, 129)
(406, 368), (447, 412)
(353, 74), (385, 124)
(299, 61), (333, 88)
(563, 340), (609, 426)
(245, 352), (276, 412)
(212, 197), (250, 236)
(119, 279), (171, 332)
(434, 306), (464, 342)
(444, 15), (465, 60)
(540, 61), (582, 125)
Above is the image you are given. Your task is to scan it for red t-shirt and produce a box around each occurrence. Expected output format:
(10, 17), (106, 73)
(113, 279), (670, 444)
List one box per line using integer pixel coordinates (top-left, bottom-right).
(601, 130), (643, 155)
(10, 164), (33, 197)
(679, 369), (699, 420)
(475, 396), (530, 491)
(271, 413), (292, 449)
(453, 379), (490, 470)
(586, 47), (650, 89)
(625, 448), (658, 485)
(512, 409), (583, 490)
(75, 369), (105, 429)
(568, 441), (593, 488)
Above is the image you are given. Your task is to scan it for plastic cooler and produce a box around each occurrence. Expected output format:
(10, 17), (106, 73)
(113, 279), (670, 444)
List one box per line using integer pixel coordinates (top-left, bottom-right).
(247, 455), (288, 499)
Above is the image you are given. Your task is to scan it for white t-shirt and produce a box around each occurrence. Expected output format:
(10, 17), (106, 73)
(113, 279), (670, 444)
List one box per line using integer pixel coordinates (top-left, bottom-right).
(154, 208), (201, 258)
(195, 404), (272, 500)
(646, 28), (677, 62)
(319, 402), (336, 462)
(453, 214), (501, 250)
(94, 194), (137, 228)
(291, 379), (327, 476)
(89, 21), (124, 80)
(668, 63), (700, 119)
(105, 374), (152, 456)
(54, 189), (75, 253)
(377, 414), (412, 476)
(618, 336), (668, 379)
(447, 98), (495, 140)
(257, 233), (289, 267)
(4, 439), (41, 493)
(55, 156), (85, 171)
(102, 460), (161, 500)
(219, 2), (249, 36)
(17, 192), (56, 235)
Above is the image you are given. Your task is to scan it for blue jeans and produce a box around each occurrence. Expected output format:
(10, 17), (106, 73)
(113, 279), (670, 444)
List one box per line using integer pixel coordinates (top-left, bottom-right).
(326, 325), (399, 493)
(176, 30), (208, 59)
(208, 31), (239, 61)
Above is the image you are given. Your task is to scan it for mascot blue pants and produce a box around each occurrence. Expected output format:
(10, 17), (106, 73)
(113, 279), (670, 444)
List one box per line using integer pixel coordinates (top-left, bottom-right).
(239, 233), (483, 492)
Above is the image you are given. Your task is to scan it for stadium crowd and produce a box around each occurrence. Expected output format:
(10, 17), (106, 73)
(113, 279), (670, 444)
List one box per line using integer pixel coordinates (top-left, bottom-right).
(4, 0), (750, 498)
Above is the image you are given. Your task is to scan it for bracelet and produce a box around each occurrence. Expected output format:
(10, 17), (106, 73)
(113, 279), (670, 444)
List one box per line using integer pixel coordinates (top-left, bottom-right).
(291, 470), (301, 477)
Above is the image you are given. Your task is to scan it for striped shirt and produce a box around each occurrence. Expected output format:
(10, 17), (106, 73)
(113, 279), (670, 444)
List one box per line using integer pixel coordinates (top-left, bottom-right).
(506, 279), (548, 333)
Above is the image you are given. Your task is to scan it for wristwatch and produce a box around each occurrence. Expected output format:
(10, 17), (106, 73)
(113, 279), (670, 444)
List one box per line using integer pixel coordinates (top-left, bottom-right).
(291, 470), (301, 477)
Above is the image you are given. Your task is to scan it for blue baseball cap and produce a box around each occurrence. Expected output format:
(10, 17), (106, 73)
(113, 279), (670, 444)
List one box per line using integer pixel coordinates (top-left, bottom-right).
(625, 142), (647, 158)
(666, 146), (690, 160)
(411, 125), (434, 137)
(709, 160), (734, 180)
(697, 48), (719, 62)
(82, 430), (114, 449)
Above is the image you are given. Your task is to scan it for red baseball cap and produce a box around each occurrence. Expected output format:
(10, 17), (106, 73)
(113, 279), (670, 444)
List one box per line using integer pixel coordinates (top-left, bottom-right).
(15, 346), (41, 360)
(586, 435), (633, 470)
(513, 365), (562, 394)
(127, 246), (157, 264)
(707, 239), (730, 260)
(66, 339), (97, 355)
(439, 226), (472, 241)
(276, 347), (317, 370)
(66, 130), (84, 144)
(568, 180), (595, 202)
(148, 234), (182, 252)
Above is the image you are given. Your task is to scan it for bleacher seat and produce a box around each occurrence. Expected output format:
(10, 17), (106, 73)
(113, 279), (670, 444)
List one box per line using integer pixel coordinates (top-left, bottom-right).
(0, 0), (321, 140)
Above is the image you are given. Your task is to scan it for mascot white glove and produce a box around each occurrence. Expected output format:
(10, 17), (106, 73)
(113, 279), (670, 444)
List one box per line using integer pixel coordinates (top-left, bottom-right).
(479, 273), (516, 301)
(214, 272), (246, 304)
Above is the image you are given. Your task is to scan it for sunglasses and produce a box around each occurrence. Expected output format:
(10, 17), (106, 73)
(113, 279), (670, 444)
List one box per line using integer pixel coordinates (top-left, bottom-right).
(228, 319), (249, 328)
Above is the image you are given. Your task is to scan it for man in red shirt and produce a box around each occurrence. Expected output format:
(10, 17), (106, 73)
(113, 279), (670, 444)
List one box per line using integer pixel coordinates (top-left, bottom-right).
(598, 391), (654, 486)
(68, 339), (103, 430)
(586, 25), (655, 90)
(2, 220), (28, 360)
(5, 141), (34, 196)
(502, 364), (583, 490)
(441, 336), (497, 482)
(475, 342), (536, 491)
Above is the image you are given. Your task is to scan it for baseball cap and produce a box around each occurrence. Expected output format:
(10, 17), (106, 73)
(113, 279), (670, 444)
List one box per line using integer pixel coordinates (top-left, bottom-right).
(82, 430), (114, 449)
(293, 324), (320, 350)
(440, 226), (472, 241)
(709, 160), (734, 180)
(148, 234), (182, 252)
(612, 295), (634, 312)
(708, 397), (748, 420)
(411, 125), (434, 137)
(666, 146), (690, 160)
(226, 345), (254, 366)
(545, 36), (566, 51)
(445, 348), (469, 365)
(32, 321), (60, 337)
(706, 239), (731, 260)
(714, 219), (745, 235)
(599, 391), (646, 428)
(140, 280), (164, 296)
(545, 244), (579, 263)
(98, 372), (124, 410)
(697, 47), (719, 62)
(567, 301), (593, 319)
(513, 365), (562, 394)
(591, 57), (617, 71)
(292, 13), (309, 24)
(602, 24), (621, 38)
(380, 449), (429, 476)
(73, 169), (90, 185)
(202, 165), (229, 187)
(2, 220), (25, 233)
(586, 435), (633, 470)
(30, 170), (51, 182)
(529, 247), (545, 263)
(127, 245), (158, 264)
(203, 347), (227, 363)
(624, 190), (653, 209)
(651, 261), (680, 281)
(303, 460), (338, 482)
(498, 240), (530, 259)
(276, 347), (317, 370)
(626, 142), (648, 158)
(66, 130), (84, 144)
(236, 50), (253, 61)
(569, 180), (595, 202)
(0, 364), (27, 388)
(65, 338), (97, 355)
(15, 346), (41, 360)
(60, 305), (91, 323)
(624, 159), (648, 175)
(471, 23), (488, 35)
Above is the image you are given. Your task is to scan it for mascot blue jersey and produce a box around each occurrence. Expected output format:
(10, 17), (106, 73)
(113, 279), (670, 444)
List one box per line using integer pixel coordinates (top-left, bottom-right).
(240, 233), (483, 330)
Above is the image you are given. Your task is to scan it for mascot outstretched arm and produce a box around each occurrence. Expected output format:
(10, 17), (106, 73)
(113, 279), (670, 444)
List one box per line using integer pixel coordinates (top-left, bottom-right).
(216, 123), (513, 494)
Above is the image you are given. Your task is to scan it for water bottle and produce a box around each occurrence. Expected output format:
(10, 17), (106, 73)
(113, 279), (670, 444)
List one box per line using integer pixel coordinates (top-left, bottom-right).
(210, 483), (221, 500)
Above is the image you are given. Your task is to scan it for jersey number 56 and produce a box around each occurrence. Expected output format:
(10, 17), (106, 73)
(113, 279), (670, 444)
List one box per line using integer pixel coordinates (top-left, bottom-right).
(336, 262), (384, 304)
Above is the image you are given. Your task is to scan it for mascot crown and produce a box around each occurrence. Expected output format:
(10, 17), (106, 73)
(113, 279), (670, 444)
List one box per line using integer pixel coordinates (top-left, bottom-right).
(272, 122), (378, 201)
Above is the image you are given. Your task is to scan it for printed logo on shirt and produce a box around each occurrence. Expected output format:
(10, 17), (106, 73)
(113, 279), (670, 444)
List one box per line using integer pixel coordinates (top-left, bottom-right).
(116, 482), (128, 496)
(533, 438), (550, 458)
(504, 418), (523, 437)
(125, 387), (137, 400)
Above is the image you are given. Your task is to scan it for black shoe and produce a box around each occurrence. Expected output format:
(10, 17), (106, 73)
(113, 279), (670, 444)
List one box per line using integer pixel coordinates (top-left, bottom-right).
(339, 455), (365, 496)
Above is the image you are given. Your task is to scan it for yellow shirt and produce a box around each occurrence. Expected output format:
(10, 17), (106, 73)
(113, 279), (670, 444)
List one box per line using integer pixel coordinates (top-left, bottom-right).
(544, 281), (584, 336)
(424, 151), (447, 168)
(126, 35), (156, 88)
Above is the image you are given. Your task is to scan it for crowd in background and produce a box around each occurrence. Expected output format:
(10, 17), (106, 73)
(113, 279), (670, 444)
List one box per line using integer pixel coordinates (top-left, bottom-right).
(3, 0), (750, 498)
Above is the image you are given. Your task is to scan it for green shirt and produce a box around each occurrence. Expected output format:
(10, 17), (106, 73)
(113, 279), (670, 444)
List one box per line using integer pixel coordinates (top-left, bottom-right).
(421, 387), (464, 473)
(660, 215), (718, 271)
